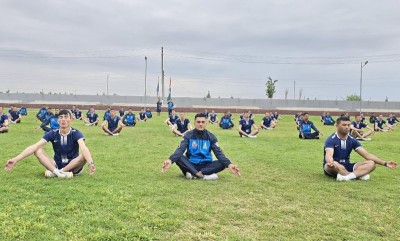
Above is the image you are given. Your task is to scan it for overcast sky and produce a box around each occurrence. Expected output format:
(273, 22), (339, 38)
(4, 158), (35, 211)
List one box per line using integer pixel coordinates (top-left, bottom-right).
(1, 0), (400, 101)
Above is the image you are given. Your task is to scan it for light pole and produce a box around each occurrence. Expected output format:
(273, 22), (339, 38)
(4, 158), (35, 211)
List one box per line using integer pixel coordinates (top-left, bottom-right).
(144, 56), (148, 108)
(360, 61), (368, 113)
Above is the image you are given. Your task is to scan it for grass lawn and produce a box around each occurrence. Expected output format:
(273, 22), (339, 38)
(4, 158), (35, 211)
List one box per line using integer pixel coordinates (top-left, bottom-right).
(1, 110), (399, 240)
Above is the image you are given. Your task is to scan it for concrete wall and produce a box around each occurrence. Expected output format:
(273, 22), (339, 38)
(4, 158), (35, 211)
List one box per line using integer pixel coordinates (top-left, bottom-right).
(1, 93), (399, 115)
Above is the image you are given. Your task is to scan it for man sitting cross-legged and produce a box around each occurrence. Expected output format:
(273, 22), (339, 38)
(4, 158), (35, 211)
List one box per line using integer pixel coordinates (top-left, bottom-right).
(323, 116), (397, 181)
(350, 114), (374, 141)
(161, 112), (240, 180)
(238, 110), (259, 138)
(101, 109), (122, 136)
(4, 110), (96, 178)
(172, 112), (192, 137)
(298, 112), (321, 139)
(260, 112), (276, 130)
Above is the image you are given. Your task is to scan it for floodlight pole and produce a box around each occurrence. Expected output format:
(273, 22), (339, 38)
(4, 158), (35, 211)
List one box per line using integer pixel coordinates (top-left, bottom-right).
(360, 61), (368, 113)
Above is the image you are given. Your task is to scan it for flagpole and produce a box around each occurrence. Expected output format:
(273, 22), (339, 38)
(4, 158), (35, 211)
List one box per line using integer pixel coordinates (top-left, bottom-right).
(167, 77), (172, 101)
(144, 56), (147, 108)
(161, 47), (165, 103)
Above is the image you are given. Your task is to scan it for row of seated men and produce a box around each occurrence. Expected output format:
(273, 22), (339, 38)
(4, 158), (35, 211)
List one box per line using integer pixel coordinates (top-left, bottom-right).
(164, 109), (280, 138)
(0, 104), (154, 135)
(294, 112), (398, 141)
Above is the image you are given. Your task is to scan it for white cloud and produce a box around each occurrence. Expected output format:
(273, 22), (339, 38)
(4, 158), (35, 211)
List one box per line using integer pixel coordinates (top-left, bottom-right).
(1, 0), (400, 101)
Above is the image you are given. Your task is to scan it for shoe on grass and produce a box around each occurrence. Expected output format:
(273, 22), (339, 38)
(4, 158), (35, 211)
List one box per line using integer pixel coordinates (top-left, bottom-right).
(358, 174), (370, 181)
(185, 172), (193, 179)
(336, 173), (349, 182)
(203, 173), (219, 181)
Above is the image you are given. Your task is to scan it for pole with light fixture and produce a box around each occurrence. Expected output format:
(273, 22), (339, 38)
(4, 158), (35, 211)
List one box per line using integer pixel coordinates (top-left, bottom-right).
(360, 61), (368, 113)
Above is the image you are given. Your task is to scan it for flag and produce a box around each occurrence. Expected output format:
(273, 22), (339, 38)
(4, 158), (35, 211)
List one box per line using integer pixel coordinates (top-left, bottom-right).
(167, 77), (172, 101)
(156, 77), (160, 97)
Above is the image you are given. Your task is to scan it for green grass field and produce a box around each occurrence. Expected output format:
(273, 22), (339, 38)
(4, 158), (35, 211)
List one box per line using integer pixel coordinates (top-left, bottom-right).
(1, 110), (399, 241)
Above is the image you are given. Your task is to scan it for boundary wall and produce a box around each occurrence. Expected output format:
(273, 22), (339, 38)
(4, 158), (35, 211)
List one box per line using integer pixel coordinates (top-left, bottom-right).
(1, 93), (399, 116)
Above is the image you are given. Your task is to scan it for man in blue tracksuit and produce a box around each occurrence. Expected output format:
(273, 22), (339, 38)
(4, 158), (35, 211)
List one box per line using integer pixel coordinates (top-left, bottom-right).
(219, 111), (235, 129)
(39, 108), (60, 132)
(299, 112), (321, 139)
(162, 112), (240, 180)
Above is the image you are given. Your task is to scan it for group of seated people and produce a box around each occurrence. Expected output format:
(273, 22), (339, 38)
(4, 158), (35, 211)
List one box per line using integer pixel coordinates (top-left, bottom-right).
(164, 109), (280, 138)
(36, 106), (60, 132)
(370, 113), (398, 131)
(81, 106), (155, 136)
(3, 105), (26, 125)
(3, 103), (398, 141)
(32, 105), (156, 136)
(294, 111), (399, 141)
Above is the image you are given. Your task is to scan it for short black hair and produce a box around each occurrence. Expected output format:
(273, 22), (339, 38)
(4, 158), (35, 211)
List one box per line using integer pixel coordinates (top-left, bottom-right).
(58, 109), (71, 117)
(336, 116), (350, 125)
(195, 112), (207, 120)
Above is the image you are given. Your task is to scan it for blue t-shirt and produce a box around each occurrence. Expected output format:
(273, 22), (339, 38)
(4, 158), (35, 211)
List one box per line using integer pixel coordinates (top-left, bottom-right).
(123, 113), (136, 125)
(156, 101), (162, 112)
(262, 117), (273, 128)
(39, 108), (47, 117)
(209, 114), (217, 122)
(351, 121), (367, 130)
(169, 114), (179, 124)
(20, 107), (27, 115)
(49, 115), (60, 130)
(167, 101), (174, 110)
(9, 111), (20, 121)
(86, 113), (98, 123)
(139, 113), (146, 120)
(103, 111), (111, 121)
(42, 128), (84, 167)
(74, 111), (82, 119)
(324, 115), (334, 124)
(145, 111), (152, 118)
(106, 116), (120, 131)
(387, 117), (397, 125)
(323, 133), (362, 165)
(375, 119), (386, 129)
(44, 112), (53, 121)
(239, 118), (255, 134)
(0, 113), (8, 126)
(175, 118), (190, 133)
(119, 110), (125, 117)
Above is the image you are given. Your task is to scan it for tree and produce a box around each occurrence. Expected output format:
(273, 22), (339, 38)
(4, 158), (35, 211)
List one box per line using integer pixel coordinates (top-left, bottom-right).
(284, 88), (289, 100)
(265, 76), (278, 99)
(206, 90), (211, 98)
(346, 94), (361, 101)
